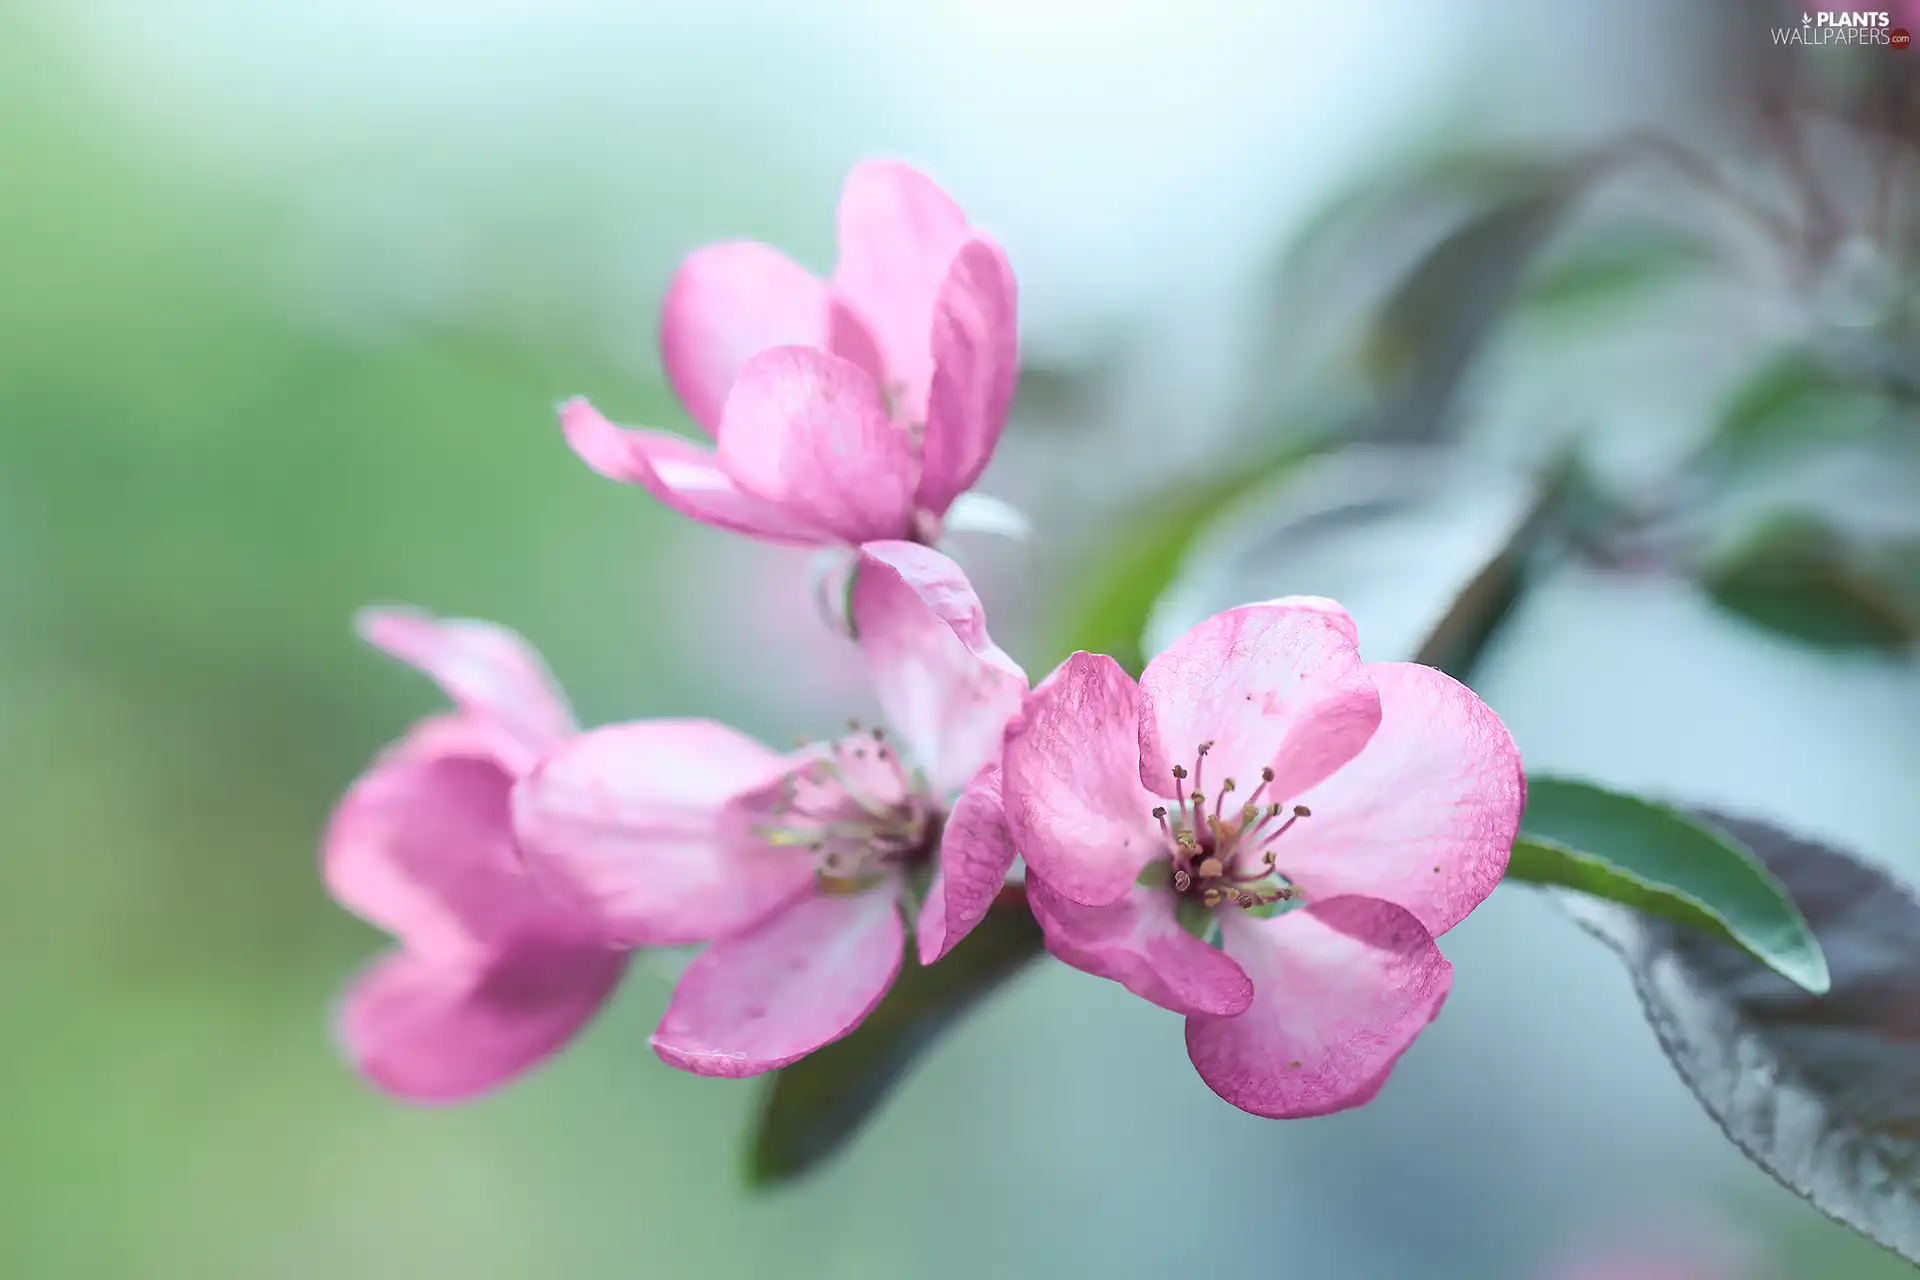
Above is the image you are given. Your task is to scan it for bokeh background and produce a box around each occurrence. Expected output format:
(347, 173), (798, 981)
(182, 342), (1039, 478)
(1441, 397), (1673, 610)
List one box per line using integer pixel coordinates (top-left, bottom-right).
(3, 1), (1918, 1276)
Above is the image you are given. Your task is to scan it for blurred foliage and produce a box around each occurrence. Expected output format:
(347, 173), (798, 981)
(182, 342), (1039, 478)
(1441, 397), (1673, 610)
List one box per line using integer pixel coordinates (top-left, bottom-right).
(1137, 443), (1544, 680)
(1038, 432), (1331, 676)
(1704, 349), (1914, 475)
(1702, 512), (1920, 653)
(0, 14), (725, 1277)
(1513, 220), (1717, 318)
(1361, 171), (1573, 441)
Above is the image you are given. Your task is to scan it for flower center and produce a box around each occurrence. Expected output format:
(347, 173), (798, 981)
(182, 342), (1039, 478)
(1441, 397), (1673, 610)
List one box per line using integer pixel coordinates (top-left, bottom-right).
(1150, 742), (1308, 912)
(755, 722), (942, 893)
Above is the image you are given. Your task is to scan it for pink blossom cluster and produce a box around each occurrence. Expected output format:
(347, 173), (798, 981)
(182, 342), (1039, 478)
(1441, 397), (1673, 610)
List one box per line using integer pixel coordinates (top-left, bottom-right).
(324, 162), (1525, 1120)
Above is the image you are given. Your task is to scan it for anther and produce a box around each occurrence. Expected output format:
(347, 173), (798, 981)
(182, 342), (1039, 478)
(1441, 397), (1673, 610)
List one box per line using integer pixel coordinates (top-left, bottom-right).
(1189, 791), (1205, 809)
(1173, 869), (1192, 891)
(1198, 857), (1224, 880)
(1202, 888), (1222, 907)
(1151, 806), (1167, 818)
(870, 726), (886, 741)
(1197, 742), (1212, 756)
(1261, 766), (1274, 783)
(1171, 765), (1188, 779)
(1294, 804), (1311, 817)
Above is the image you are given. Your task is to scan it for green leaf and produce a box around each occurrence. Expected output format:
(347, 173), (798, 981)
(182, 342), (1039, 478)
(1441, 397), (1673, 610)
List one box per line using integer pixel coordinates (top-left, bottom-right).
(1270, 146), (1562, 304)
(748, 887), (1044, 1188)
(1363, 185), (1567, 412)
(1249, 147), (1573, 448)
(1566, 812), (1920, 1265)
(1704, 351), (1903, 472)
(1508, 777), (1829, 994)
(1700, 512), (1920, 653)
(1515, 221), (1713, 318)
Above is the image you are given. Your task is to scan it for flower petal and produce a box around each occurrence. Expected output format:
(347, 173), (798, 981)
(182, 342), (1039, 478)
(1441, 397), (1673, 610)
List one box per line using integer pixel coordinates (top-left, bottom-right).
(1001, 651), (1163, 907)
(1028, 876), (1252, 1017)
(660, 240), (833, 435)
(831, 160), (974, 423)
(714, 347), (920, 544)
(651, 889), (905, 1078)
(917, 238), (1018, 516)
(1185, 896), (1452, 1119)
(850, 540), (1026, 794)
(1253, 594), (1359, 643)
(917, 763), (1019, 964)
(357, 607), (574, 764)
(324, 753), (575, 962)
(511, 720), (813, 947)
(337, 943), (626, 1103)
(558, 398), (834, 545)
(384, 711), (526, 770)
(1138, 599), (1380, 803)
(1280, 662), (1523, 936)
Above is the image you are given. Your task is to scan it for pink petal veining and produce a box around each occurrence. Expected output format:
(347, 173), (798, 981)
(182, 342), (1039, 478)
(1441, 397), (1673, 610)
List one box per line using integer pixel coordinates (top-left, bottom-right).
(510, 720), (813, 947)
(1185, 897), (1452, 1119)
(1002, 652), (1163, 908)
(1138, 599), (1380, 802)
(715, 347), (920, 543)
(1281, 662), (1524, 935)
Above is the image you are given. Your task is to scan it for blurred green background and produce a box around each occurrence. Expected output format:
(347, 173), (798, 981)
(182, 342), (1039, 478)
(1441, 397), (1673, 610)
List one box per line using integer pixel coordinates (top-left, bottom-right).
(3, 2), (1917, 1277)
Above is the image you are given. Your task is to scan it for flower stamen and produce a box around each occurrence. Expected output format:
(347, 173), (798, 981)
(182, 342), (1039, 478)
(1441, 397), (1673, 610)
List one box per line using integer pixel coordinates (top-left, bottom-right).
(751, 727), (944, 893)
(1154, 745), (1315, 915)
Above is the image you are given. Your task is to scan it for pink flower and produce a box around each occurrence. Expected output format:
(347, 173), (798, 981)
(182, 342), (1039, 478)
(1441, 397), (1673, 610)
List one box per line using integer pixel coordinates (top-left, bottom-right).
(511, 542), (1026, 1077)
(560, 160), (1019, 549)
(1002, 597), (1523, 1118)
(322, 609), (626, 1102)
